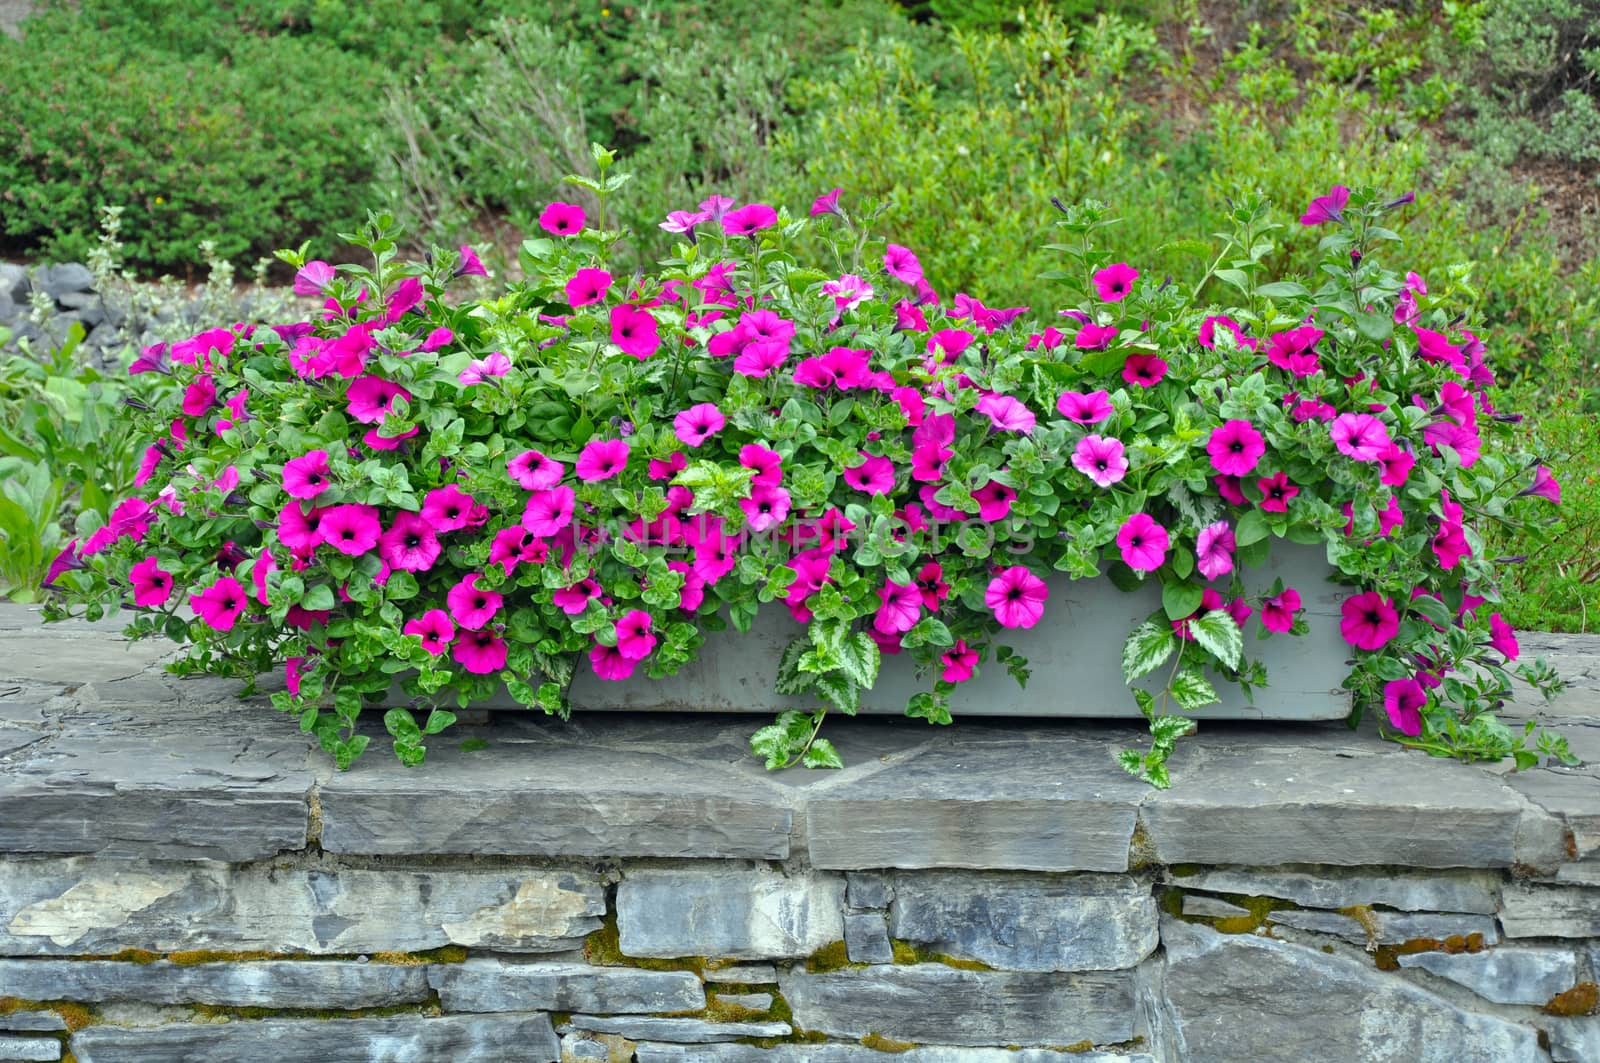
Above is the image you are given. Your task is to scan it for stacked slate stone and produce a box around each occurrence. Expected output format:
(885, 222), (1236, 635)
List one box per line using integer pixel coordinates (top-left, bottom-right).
(0, 262), (126, 363)
(0, 606), (1597, 1061)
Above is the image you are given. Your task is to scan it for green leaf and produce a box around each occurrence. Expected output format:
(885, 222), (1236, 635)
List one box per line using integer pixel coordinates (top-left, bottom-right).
(1163, 581), (1204, 621)
(802, 738), (844, 770)
(1255, 281), (1310, 299)
(1355, 312), (1393, 341)
(301, 584), (336, 612)
(384, 707), (422, 742)
(1133, 688), (1157, 719)
(814, 671), (860, 715)
(1150, 714), (1198, 743)
(1234, 509), (1269, 547)
(422, 708), (457, 735)
(1123, 620), (1177, 683)
(1190, 611), (1243, 670)
(836, 631), (881, 689)
(1116, 748), (1145, 776)
(749, 709), (814, 770)
(1170, 670), (1220, 711)
(775, 638), (814, 695)
(1409, 593), (1452, 630)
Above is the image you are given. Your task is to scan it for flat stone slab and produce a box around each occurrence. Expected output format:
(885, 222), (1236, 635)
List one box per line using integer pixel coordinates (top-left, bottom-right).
(0, 1037), (58, 1062)
(0, 857), (604, 955)
(430, 959), (705, 1013)
(635, 1048), (1155, 1063)
(561, 1016), (791, 1043)
(70, 1013), (559, 1063)
(778, 963), (1136, 1047)
(1499, 882), (1600, 938)
(617, 867), (844, 959)
(1168, 866), (1502, 913)
(0, 958), (429, 1008)
(1397, 946), (1579, 1005)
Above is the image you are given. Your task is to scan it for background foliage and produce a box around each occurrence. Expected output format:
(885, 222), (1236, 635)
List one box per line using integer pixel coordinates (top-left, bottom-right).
(0, 0), (1596, 630)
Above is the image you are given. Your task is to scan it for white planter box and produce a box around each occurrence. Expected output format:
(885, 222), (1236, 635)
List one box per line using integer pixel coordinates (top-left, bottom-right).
(524, 543), (1351, 721)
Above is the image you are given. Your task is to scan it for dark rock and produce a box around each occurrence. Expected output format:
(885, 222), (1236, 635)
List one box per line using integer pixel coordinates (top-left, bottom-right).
(0, 958), (429, 1008)
(616, 868), (843, 959)
(561, 1016), (790, 1043)
(843, 911), (892, 964)
(429, 960), (705, 1014)
(35, 264), (93, 299)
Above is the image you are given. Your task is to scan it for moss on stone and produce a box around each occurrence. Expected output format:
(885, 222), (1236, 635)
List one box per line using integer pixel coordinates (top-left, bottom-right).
(860, 1032), (916, 1052)
(191, 1001), (440, 1022)
(582, 908), (703, 974)
(1544, 982), (1598, 1017)
(166, 950), (290, 966)
(0, 998), (95, 1032)
(1372, 932), (1486, 972)
(1061, 1041), (1096, 1053)
(369, 945), (466, 965)
(803, 940), (858, 973)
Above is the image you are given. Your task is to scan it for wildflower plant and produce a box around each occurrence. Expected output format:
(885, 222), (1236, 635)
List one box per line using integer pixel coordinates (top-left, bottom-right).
(42, 150), (1573, 784)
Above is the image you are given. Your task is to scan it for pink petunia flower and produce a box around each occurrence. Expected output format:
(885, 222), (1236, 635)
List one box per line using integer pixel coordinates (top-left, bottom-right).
(883, 244), (923, 284)
(740, 445), (783, 486)
(985, 566), (1049, 629)
(456, 245), (488, 278)
(974, 480), (1016, 521)
(346, 376), (411, 424)
(1117, 513), (1169, 572)
(501, 452), (563, 494)
(454, 628), (508, 674)
(1265, 326), (1323, 377)
(576, 439), (631, 482)
(1195, 521), (1236, 580)
(1489, 612), (1520, 661)
(276, 502), (326, 554)
(552, 578), (601, 615)
(1382, 678), (1426, 736)
(190, 576), (247, 631)
(1519, 465), (1561, 503)
(1093, 263), (1139, 302)
(129, 555), (173, 607)
(1074, 322), (1119, 350)
(940, 639), (978, 684)
(566, 268), (612, 307)
(459, 352), (512, 385)
(183, 376), (218, 417)
(733, 339), (790, 378)
(810, 188), (843, 217)
(649, 451), (688, 482)
(539, 201), (586, 236)
(1329, 413), (1392, 463)
(1208, 420), (1266, 477)
(1057, 390), (1114, 425)
(844, 453), (896, 495)
(522, 487), (576, 537)
(590, 641), (637, 680)
(447, 573), (502, 630)
(1291, 398), (1337, 423)
(615, 610), (657, 661)
(419, 327), (454, 353)
(1340, 591), (1399, 651)
(379, 512), (442, 572)
(293, 260), (336, 296)
(1378, 445), (1414, 486)
(721, 203), (778, 235)
(975, 394), (1036, 434)
(283, 450), (332, 500)
(1422, 420), (1481, 468)
(611, 304), (661, 359)
(914, 561), (948, 611)
(823, 273), (875, 312)
(739, 484), (790, 532)
(1257, 471), (1299, 512)
(421, 485), (476, 532)
(1300, 184), (1350, 226)
(874, 581), (922, 636)
(318, 504), (382, 556)
(1122, 354), (1167, 388)
(674, 403), (726, 448)
(404, 609), (455, 655)
(1072, 435), (1127, 488)
(1260, 587), (1301, 633)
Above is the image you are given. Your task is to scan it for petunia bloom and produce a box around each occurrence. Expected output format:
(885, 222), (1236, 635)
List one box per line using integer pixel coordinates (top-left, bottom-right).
(522, 486), (576, 537)
(883, 244), (923, 284)
(508, 450), (565, 490)
(985, 566), (1049, 629)
(404, 609), (455, 655)
(674, 403), (726, 447)
(1093, 263), (1139, 302)
(590, 641), (637, 680)
(1122, 354), (1167, 388)
(539, 201), (586, 236)
(1260, 587), (1301, 633)
(975, 394), (1036, 434)
(318, 504), (382, 556)
(421, 485), (476, 532)
(129, 556), (173, 607)
(1057, 389), (1114, 425)
(293, 260), (336, 296)
(576, 439), (631, 482)
(610, 304), (662, 359)
(446, 573), (502, 630)
(721, 203), (778, 235)
(1519, 465), (1561, 503)
(615, 610), (657, 661)
(810, 188), (843, 217)
(940, 639), (978, 683)
(1330, 413), (1392, 462)
(974, 480), (1016, 521)
(1195, 521), (1236, 580)
(283, 450), (332, 500)
(1489, 613), (1520, 661)
(1117, 513), (1169, 572)
(1383, 678), (1426, 736)
(454, 628), (508, 675)
(874, 581), (923, 636)
(458, 352), (512, 385)
(1072, 434), (1128, 488)
(1207, 419), (1266, 477)
(1257, 471), (1299, 512)
(844, 453), (896, 495)
(378, 512), (442, 572)
(566, 268), (612, 307)
(1300, 184), (1350, 226)
(1340, 591), (1399, 651)
(190, 576), (247, 631)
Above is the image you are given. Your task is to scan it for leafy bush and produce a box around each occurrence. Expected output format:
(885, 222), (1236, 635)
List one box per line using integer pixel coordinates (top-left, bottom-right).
(42, 164), (1571, 782)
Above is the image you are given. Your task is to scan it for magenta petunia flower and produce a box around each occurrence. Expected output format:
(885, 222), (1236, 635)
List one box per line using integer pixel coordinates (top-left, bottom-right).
(419, 327), (454, 353)
(734, 340), (789, 378)
(282, 450), (332, 500)
(1093, 263), (1139, 303)
(873, 581), (922, 636)
(914, 561), (948, 611)
(404, 609), (455, 655)
(940, 639), (978, 683)
(190, 576), (247, 631)
(378, 512), (442, 572)
(985, 566), (1049, 629)
(318, 504), (382, 556)
(553, 578), (601, 615)
(674, 403), (725, 448)
(457, 245), (488, 278)
(615, 609), (657, 661)
(447, 573), (502, 630)
(129, 342), (168, 375)
(129, 555), (173, 607)
(740, 444), (783, 486)
(1072, 434), (1127, 488)
(610, 304), (661, 359)
(1340, 591), (1399, 651)
(539, 201), (586, 236)
(721, 203), (778, 235)
(293, 260), (336, 296)
(883, 244), (923, 284)
(1195, 521), (1236, 580)
(1122, 354), (1167, 388)
(1056, 389), (1114, 425)
(1329, 413), (1392, 463)
(1260, 587), (1301, 633)
(566, 268), (612, 307)
(459, 351), (512, 385)
(739, 484), (791, 532)
(1423, 420), (1481, 468)
(576, 439), (631, 482)
(1382, 678), (1426, 736)
(1257, 471), (1299, 512)
(590, 641), (637, 680)
(488, 526), (532, 576)
(1291, 399), (1337, 423)
(1489, 612), (1519, 661)
(822, 273), (874, 311)
(975, 394), (1036, 434)
(844, 453), (896, 495)
(1378, 444), (1414, 486)
(276, 502), (325, 554)
(810, 187), (843, 217)
(1300, 184), (1350, 226)
(346, 376), (411, 424)
(1207, 420), (1266, 477)
(1074, 322), (1119, 350)
(1265, 326), (1323, 377)
(417, 485), (473, 533)
(182, 376), (218, 418)
(454, 628), (508, 675)
(1519, 464), (1561, 503)
(522, 486), (576, 537)
(974, 480), (1016, 521)
(1117, 513), (1169, 572)
(649, 451), (688, 482)
(508, 450), (566, 490)
(659, 209), (710, 236)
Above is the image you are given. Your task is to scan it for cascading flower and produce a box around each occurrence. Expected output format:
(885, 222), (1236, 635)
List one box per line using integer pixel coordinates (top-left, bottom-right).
(985, 566), (1049, 629)
(190, 576), (247, 631)
(1519, 465), (1561, 503)
(883, 244), (923, 284)
(1092, 263), (1139, 302)
(539, 201), (586, 236)
(421, 485), (476, 532)
(940, 640), (978, 683)
(874, 581), (922, 636)
(346, 376), (411, 424)
(1340, 591), (1399, 651)
(1330, 413), (1393, 462)
(522, 486), (576, 537)
(1056, 390), (1114, 425)
(459, 352), (512, 385)
(844, 453), (896, 495)
(721, 203), (778, 235)
(576, 439), (631, 482)
(128, 556), (173, 607)
(739, 485), (791, 532)
(378, 512), (442, 572)
(674, 403), (726, 447)
(590, 641), (637, 680)
(975, 394), (1035, 434)
(973, 480), (1016, 521)
(1300, 184), (1350, 226)
(508, 450), (566, 490)
(1256, 472), (1299, 512)
(1489, 613), (1520, 661)
(1117, 513), (1169, 572)
(1071, 435), (1127, 488)
(1260, 588), (1301, 633)
(739, 445), (783, 486)
(615, 610), (657, 661)
(566, 268), (612, 307)
(1122, 354), (1167, 388)
(318, 504), (382, 556)
(1207, 420), (1266, 477)
(446, 573), (502, 630)
(1195, 521), (1236, 580)
(282, 450), (332, 500)
(1382, 678), (1426, 736)
(610, 304), (661, 360)
(403, 610), (455, 655)
(454, 628), (508, 674)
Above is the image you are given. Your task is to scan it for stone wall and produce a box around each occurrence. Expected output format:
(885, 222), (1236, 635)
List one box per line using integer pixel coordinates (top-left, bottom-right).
(1, 607), (1597, 1061)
